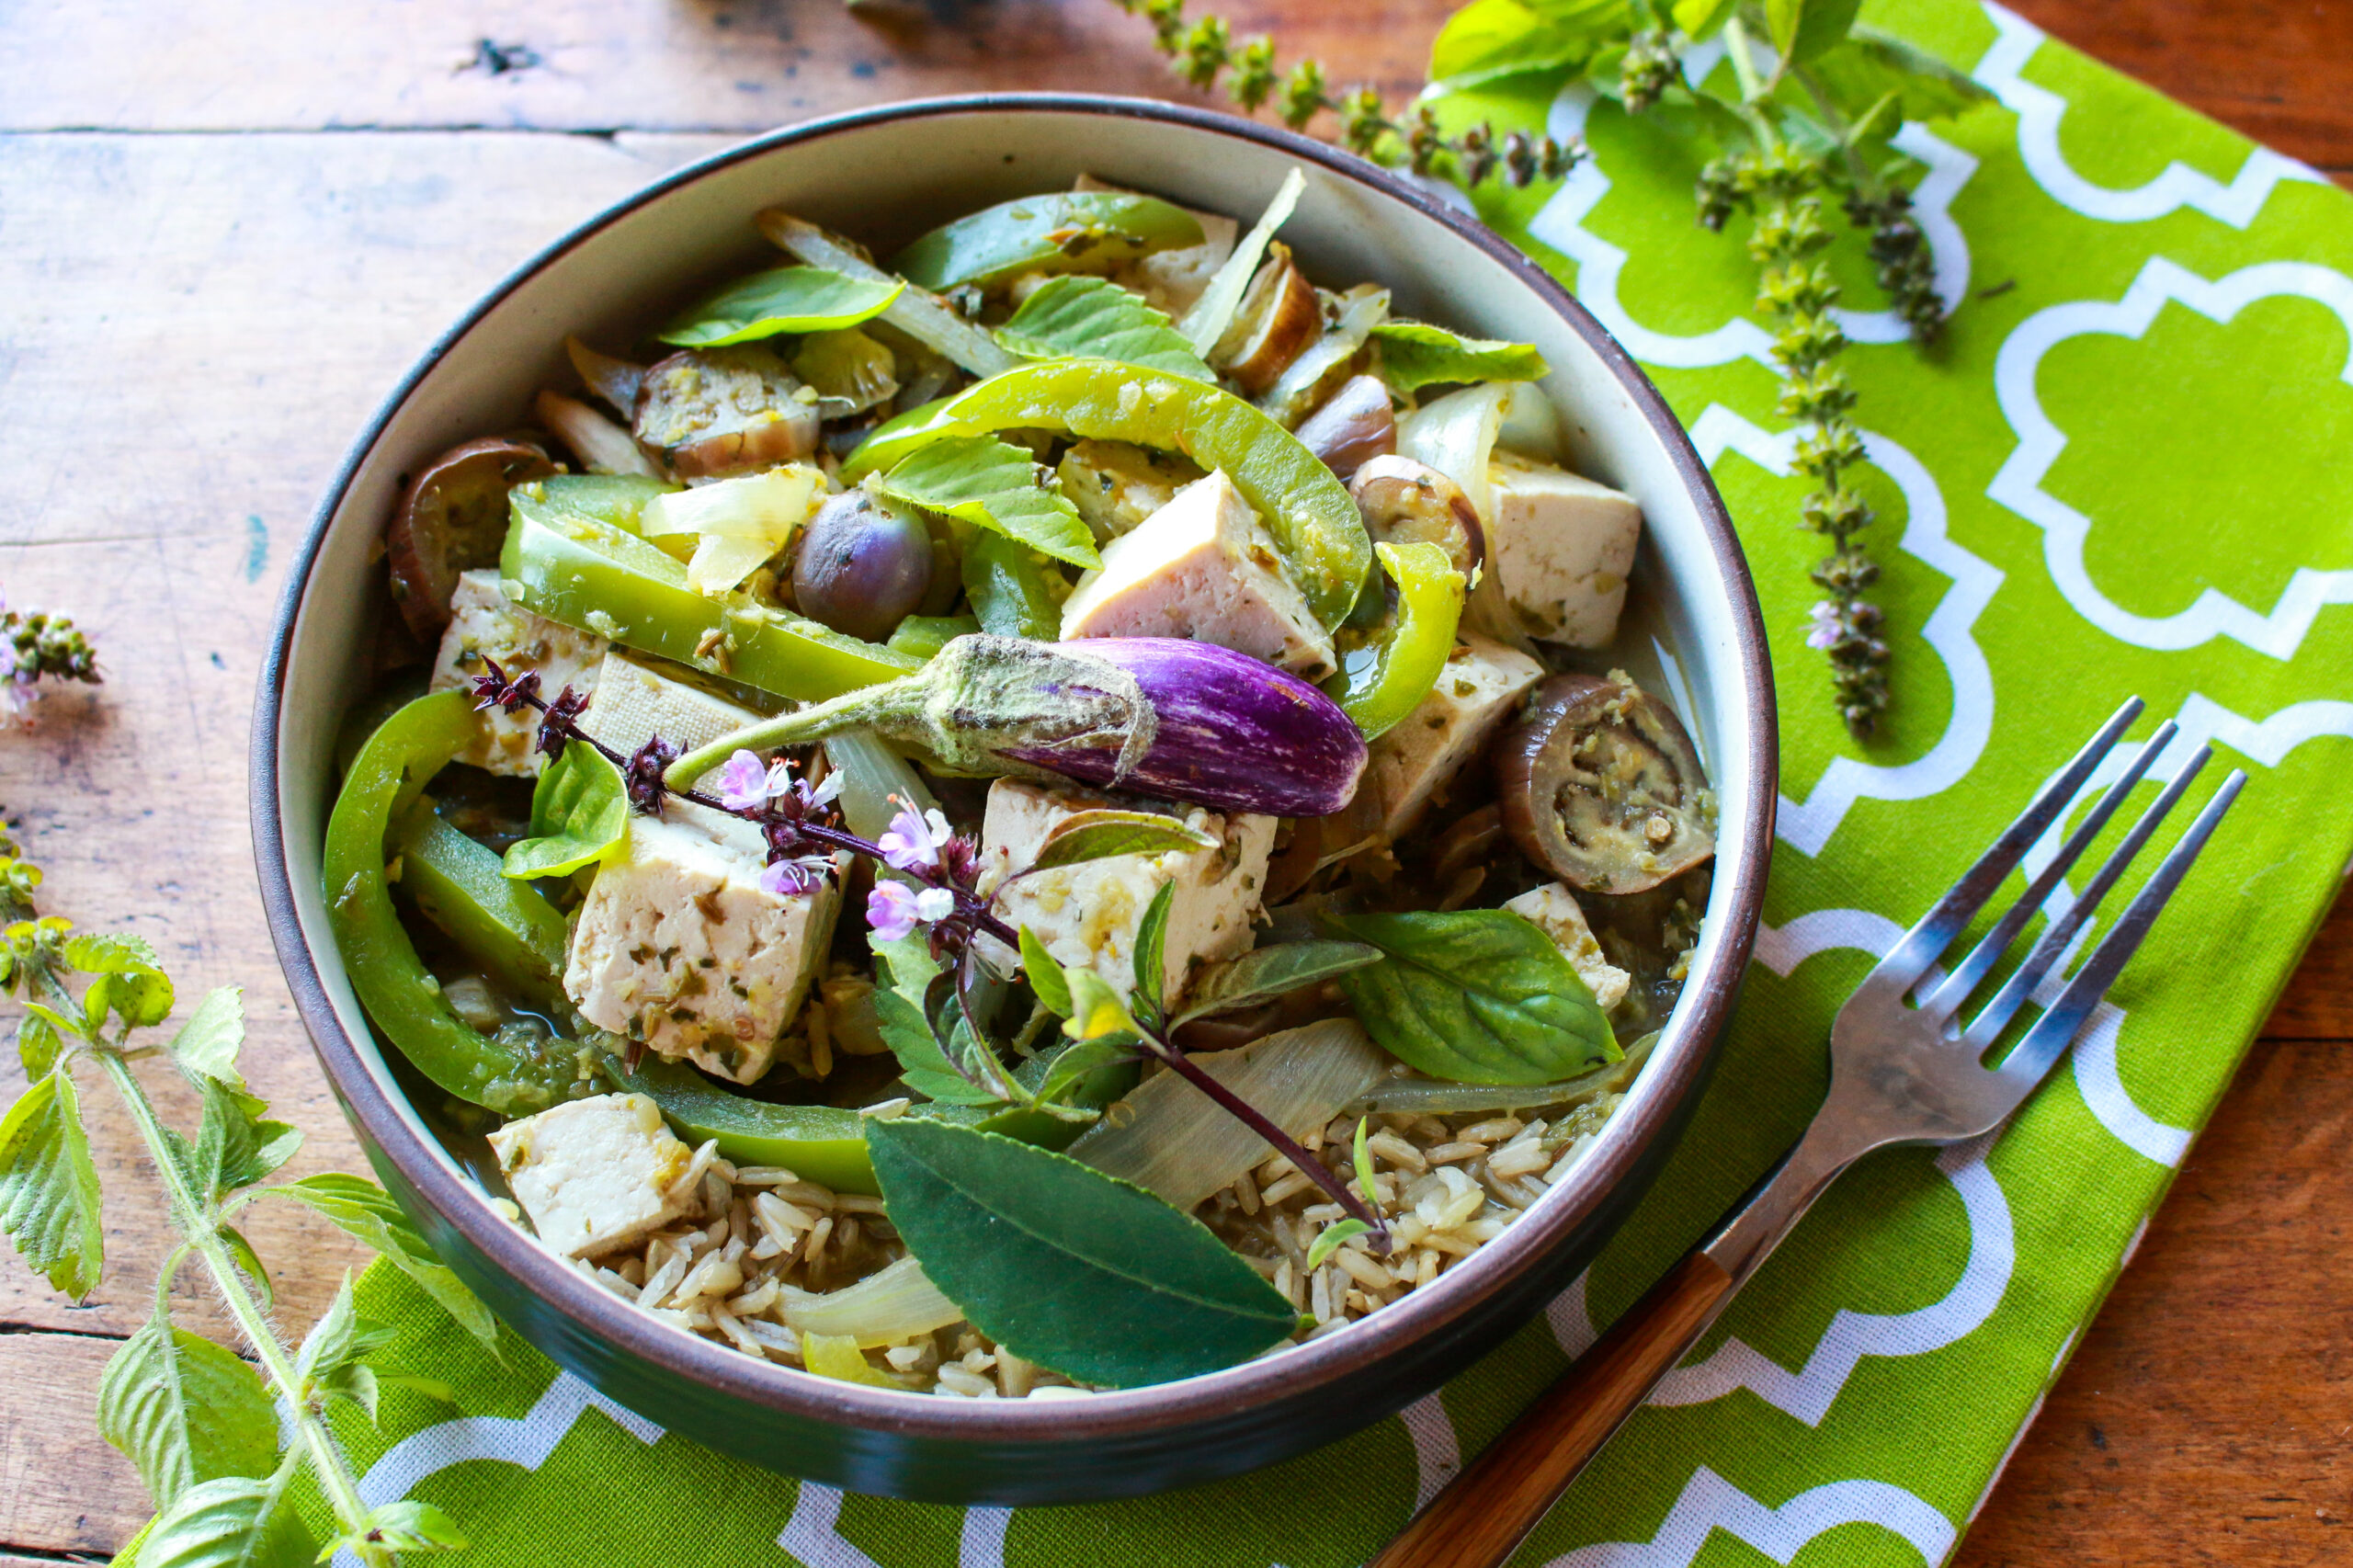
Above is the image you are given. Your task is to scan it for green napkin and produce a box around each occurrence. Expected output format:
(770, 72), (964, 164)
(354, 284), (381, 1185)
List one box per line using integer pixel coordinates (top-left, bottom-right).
(300, 3), (2353, 1561)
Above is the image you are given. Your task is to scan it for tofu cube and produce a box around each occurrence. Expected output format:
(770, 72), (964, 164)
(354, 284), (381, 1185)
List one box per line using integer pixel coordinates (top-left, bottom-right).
(1486, 453), (1643, 647)
(580, 651), (765, 759)
(1054, 439), (1201, 542)
(1060, 470), (1336, 681)
(979, 778), (1275, 1006)
(487, 1093), (694, 1260)
(427, 570), (608, 776)
(1362, 633), (1545, 839)
(563, 813), (846, 1085)
(1502, 882), (1631, 1014)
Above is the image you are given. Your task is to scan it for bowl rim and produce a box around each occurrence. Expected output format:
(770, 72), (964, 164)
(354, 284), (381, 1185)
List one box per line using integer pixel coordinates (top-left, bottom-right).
(251, 90), (1776, 1445)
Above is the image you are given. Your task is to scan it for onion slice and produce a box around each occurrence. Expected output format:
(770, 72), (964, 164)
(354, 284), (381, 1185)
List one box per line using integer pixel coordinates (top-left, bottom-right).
(776, 1255), (963, 1346)
(535, 390), (662, 479)
(757, 210), (1019, 380)
(1067, 1018), (1387, 1210)
(1178, 166), (1306, 358)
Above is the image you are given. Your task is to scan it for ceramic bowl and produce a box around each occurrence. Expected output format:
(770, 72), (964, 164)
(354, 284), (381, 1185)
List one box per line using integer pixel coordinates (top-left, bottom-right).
(253, 94), (1776, 1505)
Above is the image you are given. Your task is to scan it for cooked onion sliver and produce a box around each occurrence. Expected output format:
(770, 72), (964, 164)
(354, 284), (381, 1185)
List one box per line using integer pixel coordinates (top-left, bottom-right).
(535, 389), (661, 479)
(564, 335), (646, 419)
(757, 210), (1019, 379)
(776, 1256), (963, 1347)
(1348, 1031), (1658, 1118)
(1178, 166), (1306, 358)
(823, 728), (944, 849)
(1069, 1018), (1387, 1210)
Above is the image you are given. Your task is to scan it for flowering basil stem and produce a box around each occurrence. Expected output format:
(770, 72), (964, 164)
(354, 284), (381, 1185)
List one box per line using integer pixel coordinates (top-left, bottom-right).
(665, 633), (1368, 818)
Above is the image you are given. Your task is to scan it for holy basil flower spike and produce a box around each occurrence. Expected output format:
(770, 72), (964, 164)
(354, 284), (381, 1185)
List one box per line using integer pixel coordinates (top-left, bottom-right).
(323, 692), (584, 1115)
(500, 478), (920, 704)
(655, 264), (904, 348)
(841, 360), (1372, 629)
(891, 190), (1205, 291)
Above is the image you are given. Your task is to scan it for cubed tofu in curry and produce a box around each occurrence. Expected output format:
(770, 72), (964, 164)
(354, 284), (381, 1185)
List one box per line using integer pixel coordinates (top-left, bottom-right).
(427, 569), (608, 777)
(1060, 470), (1336, 681)
(487, 1093), (695, 1260)
(1361, 633), (1545, 839)
(1502, 881), (1631, 1013)
(979, 778), (1275, 1007)
(1485, 452), (1642, 647)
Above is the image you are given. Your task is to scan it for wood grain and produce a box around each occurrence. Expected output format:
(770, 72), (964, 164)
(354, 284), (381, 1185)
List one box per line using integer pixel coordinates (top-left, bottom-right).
(0, 0), (2342, 1561)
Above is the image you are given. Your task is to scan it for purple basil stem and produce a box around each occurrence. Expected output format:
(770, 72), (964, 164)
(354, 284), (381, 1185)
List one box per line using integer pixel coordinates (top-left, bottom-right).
(663, 633), (1368, 820)
(1004, 638), (1365, 817)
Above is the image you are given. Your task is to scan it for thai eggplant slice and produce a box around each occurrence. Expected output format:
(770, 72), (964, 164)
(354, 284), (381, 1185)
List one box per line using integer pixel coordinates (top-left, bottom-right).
(385, 437), (556, 639)
(1495, 673), (1716, 895)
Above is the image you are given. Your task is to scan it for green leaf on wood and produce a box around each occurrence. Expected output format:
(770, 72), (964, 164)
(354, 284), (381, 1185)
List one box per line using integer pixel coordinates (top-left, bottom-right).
(17, 1008), (62, 1077)
(866, 1118), (1294, 1386)
(1029, 810), (1219, 873)
(0, 1067), (104, 1299)
(501, 743), (630, 881)
(297, 1274), (397, 1422)
(97, 1310), (279, 1511)
(996, 276), (1215, 381)
(1371, 320), (1549, 392)
(218, 1224), (273, 1311)
(267, 1174), (499, 1349)
(1170, 939), (1382, 1027)
(135, 1471), (314, 1568)
(655, 265), (904, 347)
(168, 988), (247, 1090)
(1321, 909), (1618, 1084)
(871, 435), (1100, 569)
(194, 1080), (301, 1198)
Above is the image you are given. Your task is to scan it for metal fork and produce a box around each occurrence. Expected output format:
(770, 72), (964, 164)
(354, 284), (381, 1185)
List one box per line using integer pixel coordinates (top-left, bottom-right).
(1371, 699), (2245, 1568)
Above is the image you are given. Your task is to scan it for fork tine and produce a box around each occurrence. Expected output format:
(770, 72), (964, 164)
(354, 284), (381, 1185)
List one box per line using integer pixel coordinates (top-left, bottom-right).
(1965, 744), (2212, 1050)
(1867, 697), (2143, 995)
(1990, 768), (2245, 1093)
(1918, 720), (2177, 1022)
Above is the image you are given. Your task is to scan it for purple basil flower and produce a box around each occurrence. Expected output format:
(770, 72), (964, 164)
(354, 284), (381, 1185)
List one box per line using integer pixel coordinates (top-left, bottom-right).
(716, 749), (772, 812)
(758, 853), (835, 898)
(878, 800), (952, 872)
(866, 879), (955, 939)
(1804, 601), (1843, 652)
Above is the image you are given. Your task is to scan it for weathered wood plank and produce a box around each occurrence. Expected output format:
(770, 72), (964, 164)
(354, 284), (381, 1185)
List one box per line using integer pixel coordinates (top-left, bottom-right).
(1951, 1036), (2353, 1567)
(0, 0), (1426, 136)
(0, 1333), (151, 1554)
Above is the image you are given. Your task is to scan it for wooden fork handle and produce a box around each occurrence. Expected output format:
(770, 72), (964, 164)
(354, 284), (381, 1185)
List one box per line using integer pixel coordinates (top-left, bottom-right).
(1367, 1250), (1735, 1568)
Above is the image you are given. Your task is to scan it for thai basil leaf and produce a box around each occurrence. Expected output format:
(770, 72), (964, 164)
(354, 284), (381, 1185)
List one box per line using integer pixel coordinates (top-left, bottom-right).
(135, 1473), (315, 1568)
(1033, 1037), (1135, 1110)
(872, 435), (1100, 569)
(1170, 939), (1382, 1027)
(1766, 0), (1863, 64)
(996, 276), (1215, 381)
(67, 932), (175, 1028)
(193, 1079), (301, 1198)
(1131, 880), (1175, 1021)
(1351, 1114), (1378, 1207)
(266, 1174), (497, 1349)
(167, 987), (246, 1090)
(1371, 320), (1549, 392)
(865, 1119), (1294, 1386)
(654, 265), (904, 347)
(870, 934), (1015, 1107)
(1803, 26), (1992, 124)
(1671, 0), (1738, 41)
(351, 1500), (468, 1555)
(1304, 1217), (1371, 1270)
(1322, 909), (1618, 1084)
(296, 1273), (397, 1421)
(1061, 969), (1143, 1047)
(960, 530), (1063, 640)
(1030, 810), (1218, 872)
(501, 743), (629, 881)
(1428, 0), (1623, 91)
(1018, 926), (1073, 1017)
(97, 1308), (279, 1511)
(0, 1067), (103, 1299)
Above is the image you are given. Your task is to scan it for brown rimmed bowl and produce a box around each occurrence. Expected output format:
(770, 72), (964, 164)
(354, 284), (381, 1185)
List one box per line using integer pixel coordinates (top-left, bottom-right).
(251, 94), (1776, 1506)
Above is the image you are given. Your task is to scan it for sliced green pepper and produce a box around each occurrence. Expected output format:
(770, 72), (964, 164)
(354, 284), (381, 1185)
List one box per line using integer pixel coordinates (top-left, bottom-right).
(392, 802), (571, 1015)
(842, 362), (1372, 627)
(886, 613), (981, 661)
(622, 1056), (881, 1195)
(961, 530), (1065, 640)
(324, 692), (584, 1115)
(499, 493), (920, 704)
(1324, 541), (1467, 740)
(892, 192), (1205, 292)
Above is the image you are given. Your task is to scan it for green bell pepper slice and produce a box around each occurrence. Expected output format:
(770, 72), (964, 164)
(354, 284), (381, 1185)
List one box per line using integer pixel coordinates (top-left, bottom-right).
(500, 488), (920, 705)
(886, 613), (981, 661)
(892, 191), (1205, 292)
(324, 691), (585, 1115)
(961, 529), (1066, 640)
(1324, 541), (1467, 739)
(391, 801), (572, 1016)
(842, 362), (1372, 628)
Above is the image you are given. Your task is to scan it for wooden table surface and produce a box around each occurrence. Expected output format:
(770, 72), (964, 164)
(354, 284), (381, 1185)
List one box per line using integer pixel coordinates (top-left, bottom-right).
(0, 1), (2343, 1562)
